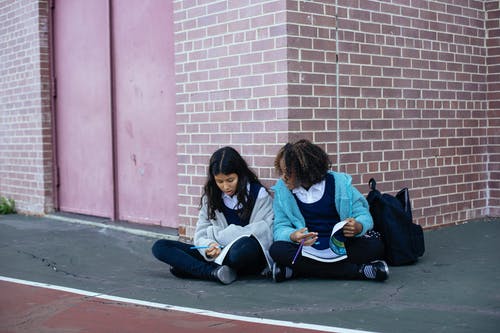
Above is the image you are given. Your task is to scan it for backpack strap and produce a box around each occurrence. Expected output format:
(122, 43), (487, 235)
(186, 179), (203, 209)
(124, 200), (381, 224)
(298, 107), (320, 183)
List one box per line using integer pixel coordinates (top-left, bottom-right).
(368, 178), (377, 191)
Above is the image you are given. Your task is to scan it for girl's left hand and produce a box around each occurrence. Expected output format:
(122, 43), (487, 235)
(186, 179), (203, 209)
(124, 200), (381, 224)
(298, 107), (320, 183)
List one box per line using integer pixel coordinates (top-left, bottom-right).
(343, 218), (362, 238)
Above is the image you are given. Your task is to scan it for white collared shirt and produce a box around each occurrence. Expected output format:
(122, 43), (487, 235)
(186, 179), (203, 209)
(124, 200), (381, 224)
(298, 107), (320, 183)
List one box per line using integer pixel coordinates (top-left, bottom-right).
(222, 183), (267, 209)
(292, 179), (326, 204)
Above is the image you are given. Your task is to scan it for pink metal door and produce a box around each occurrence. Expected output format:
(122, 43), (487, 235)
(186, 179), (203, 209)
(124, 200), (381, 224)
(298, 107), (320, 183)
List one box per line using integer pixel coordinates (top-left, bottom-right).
(53, 0), (178, 227)
(53, 0), (114, 218)
(112, 0), (178, 226)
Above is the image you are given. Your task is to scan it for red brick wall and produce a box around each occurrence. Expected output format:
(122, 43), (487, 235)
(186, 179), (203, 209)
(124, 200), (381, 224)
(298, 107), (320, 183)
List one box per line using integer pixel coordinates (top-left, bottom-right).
(174, 0), (498, 237)
(486, 0), (500, 217)
(332, 0), (490, 227)
(287, 0), (499, 227)
(0, 0), (54, 214)
(174, 0), (291, 236)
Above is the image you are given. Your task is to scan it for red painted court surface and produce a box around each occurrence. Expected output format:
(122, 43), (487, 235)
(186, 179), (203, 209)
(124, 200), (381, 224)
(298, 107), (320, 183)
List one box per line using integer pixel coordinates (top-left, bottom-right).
(0, 278), (361, 333)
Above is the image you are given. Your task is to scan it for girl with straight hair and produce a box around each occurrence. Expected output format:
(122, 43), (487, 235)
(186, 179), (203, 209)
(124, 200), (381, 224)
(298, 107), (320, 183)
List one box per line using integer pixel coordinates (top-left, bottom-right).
(152, 146), (274, 284)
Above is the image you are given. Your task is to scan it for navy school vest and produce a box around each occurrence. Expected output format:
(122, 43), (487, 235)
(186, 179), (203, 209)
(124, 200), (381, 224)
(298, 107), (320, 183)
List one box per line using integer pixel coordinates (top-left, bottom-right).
(294, 173), (341, 250)
(222, 182), (262, 226)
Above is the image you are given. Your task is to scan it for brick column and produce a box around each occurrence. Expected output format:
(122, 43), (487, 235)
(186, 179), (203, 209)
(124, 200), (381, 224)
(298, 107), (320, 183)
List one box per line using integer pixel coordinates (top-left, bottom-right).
(0, 0), (54, 214)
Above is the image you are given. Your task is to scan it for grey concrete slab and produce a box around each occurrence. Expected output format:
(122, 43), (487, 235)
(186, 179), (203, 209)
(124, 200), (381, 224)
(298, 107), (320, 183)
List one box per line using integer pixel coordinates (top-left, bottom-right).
(0, 214), (499, 333)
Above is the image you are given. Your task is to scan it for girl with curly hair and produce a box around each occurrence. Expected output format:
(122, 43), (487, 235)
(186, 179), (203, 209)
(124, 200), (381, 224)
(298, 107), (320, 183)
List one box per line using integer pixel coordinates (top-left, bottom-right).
(270, 139), (388, 282)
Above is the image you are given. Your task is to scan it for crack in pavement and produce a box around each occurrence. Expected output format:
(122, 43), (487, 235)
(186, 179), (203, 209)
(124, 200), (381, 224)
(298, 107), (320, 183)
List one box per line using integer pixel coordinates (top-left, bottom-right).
(17, 250), (90, 279)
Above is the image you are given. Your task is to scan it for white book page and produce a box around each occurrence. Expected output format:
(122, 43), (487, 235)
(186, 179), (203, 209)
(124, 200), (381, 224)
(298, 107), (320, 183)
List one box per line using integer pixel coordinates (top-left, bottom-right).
(301, 247), (347, 262)
(301, 220), (348, 263)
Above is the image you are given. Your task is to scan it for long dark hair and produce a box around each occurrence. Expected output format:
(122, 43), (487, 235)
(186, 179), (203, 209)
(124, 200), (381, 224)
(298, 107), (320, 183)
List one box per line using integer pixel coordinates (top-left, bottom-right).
(274, 139), (331, 188)
(201, 146), (262, 221)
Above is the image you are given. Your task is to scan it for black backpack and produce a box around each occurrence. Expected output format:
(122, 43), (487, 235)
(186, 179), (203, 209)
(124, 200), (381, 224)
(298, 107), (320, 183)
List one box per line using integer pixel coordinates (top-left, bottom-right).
(366, 178), (425, 266)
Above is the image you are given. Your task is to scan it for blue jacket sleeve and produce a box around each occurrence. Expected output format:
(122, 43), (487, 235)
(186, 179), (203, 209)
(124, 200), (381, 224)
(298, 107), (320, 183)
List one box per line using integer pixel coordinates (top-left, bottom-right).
(332, 171), (373, 236)
(271, 179), (305, 242)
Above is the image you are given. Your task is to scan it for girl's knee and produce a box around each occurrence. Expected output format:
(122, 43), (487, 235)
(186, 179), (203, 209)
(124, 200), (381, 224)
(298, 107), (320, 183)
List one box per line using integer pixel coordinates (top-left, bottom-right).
(151, 239), (174, 258)
(151, 240), (162, 258)
(224, 237), (264, 270)
(269, 241), (292, 262)
(269, 242), (279, 258)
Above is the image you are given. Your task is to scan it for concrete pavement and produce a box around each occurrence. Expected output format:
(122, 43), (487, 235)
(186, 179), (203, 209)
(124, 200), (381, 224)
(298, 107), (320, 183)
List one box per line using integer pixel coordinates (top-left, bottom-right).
(0, 213), (499, 332)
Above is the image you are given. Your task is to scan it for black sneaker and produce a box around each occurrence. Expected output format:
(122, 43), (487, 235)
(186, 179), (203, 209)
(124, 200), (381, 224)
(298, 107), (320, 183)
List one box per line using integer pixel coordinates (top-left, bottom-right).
(360, 260), (389, 281)
(170, 267), (189, 279)
(272, 262), (293, 283)
(211, 265), (237, 285)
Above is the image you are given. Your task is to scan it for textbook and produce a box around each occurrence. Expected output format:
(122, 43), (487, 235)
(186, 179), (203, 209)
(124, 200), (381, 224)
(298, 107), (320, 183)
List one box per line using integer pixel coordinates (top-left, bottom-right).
(301, 220), (348, 263)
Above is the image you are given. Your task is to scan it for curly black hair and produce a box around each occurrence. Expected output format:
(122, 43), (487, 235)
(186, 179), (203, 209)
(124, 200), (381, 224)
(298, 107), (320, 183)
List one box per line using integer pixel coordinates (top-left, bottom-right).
(274, 139), (331, 188)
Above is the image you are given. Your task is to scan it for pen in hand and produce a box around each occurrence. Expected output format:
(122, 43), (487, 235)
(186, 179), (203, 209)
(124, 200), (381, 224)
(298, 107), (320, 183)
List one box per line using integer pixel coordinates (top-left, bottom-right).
(292, 239), (305, 265)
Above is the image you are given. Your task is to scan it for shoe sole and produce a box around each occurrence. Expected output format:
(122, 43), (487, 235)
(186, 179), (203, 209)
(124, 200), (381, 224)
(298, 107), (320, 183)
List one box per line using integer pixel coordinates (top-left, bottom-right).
(217, 266), (237, 285)
(272, 263), (279, 282)
(272, 263), (288, 283)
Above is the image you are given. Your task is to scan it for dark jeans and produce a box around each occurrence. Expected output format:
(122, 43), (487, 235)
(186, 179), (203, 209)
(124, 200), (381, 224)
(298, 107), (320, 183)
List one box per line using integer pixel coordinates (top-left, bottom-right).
(269, 235), (384, 279)
(152, 236), (266, 280)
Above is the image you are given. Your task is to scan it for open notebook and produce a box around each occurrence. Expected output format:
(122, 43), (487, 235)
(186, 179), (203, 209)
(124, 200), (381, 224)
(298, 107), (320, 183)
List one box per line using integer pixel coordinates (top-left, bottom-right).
(301, 220), (348, 263)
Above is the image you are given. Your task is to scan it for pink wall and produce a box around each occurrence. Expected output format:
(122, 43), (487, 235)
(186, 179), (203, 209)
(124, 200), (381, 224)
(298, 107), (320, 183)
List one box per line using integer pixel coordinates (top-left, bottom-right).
(0, 0), (498, 238)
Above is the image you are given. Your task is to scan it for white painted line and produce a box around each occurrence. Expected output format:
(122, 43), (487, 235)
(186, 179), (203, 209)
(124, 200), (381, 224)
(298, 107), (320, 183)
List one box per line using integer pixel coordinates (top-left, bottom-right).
(46, 214), (178, 240)
(0, 275), (377, 333)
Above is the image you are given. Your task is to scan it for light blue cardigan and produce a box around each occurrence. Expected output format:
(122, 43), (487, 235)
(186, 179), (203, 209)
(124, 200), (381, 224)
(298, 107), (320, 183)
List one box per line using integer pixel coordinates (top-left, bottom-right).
(271, 171), (373, 242)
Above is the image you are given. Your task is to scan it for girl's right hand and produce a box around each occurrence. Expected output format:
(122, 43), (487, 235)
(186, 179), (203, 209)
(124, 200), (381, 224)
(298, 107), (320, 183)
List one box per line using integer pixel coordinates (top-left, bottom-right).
(290, 228), (318, 246)
(205, 242), (221, 258)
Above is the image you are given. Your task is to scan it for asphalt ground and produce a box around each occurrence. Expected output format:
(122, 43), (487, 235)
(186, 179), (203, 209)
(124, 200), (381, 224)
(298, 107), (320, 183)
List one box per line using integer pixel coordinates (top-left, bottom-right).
(0, 214), (499, 333)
